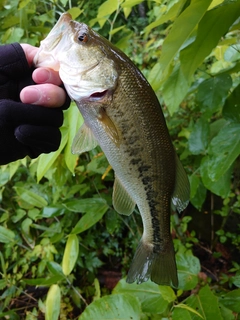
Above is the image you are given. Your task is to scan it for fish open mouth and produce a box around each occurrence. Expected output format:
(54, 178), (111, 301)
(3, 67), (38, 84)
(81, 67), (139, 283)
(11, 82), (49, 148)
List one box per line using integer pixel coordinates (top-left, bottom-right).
(89, 89), (108, 101)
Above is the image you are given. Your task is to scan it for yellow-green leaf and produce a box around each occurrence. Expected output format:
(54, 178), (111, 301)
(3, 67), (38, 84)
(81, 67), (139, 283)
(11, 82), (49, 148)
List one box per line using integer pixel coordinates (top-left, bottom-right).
(159, 0), (212, 76)
(62, 234), (79, 276)
(46, 284), (61, 320)
(37, 126), (68, 182)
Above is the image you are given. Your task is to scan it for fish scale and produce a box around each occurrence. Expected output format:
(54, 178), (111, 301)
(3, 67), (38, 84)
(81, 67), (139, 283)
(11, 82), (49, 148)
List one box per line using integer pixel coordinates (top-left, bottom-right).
(34, 13), (190, 287)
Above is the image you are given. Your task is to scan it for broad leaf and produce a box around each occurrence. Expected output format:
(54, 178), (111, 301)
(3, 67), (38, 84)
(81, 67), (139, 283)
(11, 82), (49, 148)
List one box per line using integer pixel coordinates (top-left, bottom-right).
(46, 285), (61, 320)
(64, 104), (83, 173)
(189, 174), (207, 210)
(207, 123), (240, 181)
(219, 288), (240, 313)
(62, 234), (79, 276)
(222, 83), (240, 122)
(64, 198), (108, 234)
(172, 307), (192, 320)
(200, 157), (231, 198)
(14, 187), (48, 208)
(196, 74), (232, 115)
(144, 0), (188, 35)
(176, 250), (201, 290)
(186, 285), (223, 320)
(96, 0), (119, 27)
(37, 126), (68, 182)
(0, 226), (15, 243)
(180, 1), (240, 81)
(159, 0), (212, 75)
(162, 65), (190, 114)
(113, 279), (176, 314)
(23, 275), (64, 286)
(189, 117), (209, 154)
(79, 293), (141, 320)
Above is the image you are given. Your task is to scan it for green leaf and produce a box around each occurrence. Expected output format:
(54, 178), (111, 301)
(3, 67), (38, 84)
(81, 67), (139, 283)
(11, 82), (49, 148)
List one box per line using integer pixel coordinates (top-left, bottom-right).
(62, 234), (79, 276)
(67, 7), (84, 20)
(219, 288), (240, 313)
(162, 65), (190, 114)
(172, 307), (192, 320)
(122, 0), (144, 7)
(23, 275), (64, 286)
(173, 303), (204, 319)
(96, 0), (119, 28)
(46, 284), (61, 320)
(147, 62), (163, 91)
(47, 261), (64, 277)
(144, 0), (188, 35)
(14, 187), (48, 208)
(207, 123), (240, 181)
(180, 1), (240, 81)
(0, 226), (15, 243)
(41, 205), (65, 218)
(186, 285), (223, 320)
(6, 28), (24, 43)
(176, 250), (201, 290)
(64, 197), (107, 213)
(189, 174), (207, 210)
(70, 199), (109, 234)
(196, 74), (232, 115)
(113, 279), (176, 314)
(79, 293), (141, 320)
(18, 0), (31, 9)
(21, 218), (34, 246)
(200, 157), (231, 198)
(37, 126), (68, 182)
(159, 0), (212, 75)
(189, 117), (209, 154)
(64, 104), (83, 173)
(222, 83), (240, 122)
(218, 303), (235, 320)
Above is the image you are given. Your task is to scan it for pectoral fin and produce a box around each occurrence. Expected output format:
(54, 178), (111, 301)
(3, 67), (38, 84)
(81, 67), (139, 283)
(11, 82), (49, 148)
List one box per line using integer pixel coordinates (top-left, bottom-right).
(71, 123), (98, 155)
(98, 108), (120, 147)
(171, 154), (190, 213)
(113, 176), (136, 216)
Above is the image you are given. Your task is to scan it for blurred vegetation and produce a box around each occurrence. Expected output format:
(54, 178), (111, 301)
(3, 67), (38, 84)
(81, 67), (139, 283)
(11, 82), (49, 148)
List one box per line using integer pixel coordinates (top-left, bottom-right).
(0, 0), (240, 319)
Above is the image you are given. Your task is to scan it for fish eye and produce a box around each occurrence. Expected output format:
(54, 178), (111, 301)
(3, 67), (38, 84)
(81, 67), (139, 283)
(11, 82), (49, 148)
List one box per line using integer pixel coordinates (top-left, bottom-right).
(78, 32), (88, 43)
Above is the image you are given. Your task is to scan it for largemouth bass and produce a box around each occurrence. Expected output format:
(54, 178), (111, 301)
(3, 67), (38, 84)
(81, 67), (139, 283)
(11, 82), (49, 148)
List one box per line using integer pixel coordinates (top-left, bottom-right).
(34, 13), (190, 287)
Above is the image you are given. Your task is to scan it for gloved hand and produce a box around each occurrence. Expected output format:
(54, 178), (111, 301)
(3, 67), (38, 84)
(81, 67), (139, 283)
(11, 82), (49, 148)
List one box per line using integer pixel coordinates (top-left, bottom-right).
(0, 43), (70, 165)
(0, 99), (64, 165)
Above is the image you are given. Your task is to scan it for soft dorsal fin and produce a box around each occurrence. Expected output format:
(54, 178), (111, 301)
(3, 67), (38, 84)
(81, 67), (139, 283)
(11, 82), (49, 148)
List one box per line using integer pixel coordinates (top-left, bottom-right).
(171, 154), (190, 213)
(71, 123), (98, 155)
(113, 176), (136, 216)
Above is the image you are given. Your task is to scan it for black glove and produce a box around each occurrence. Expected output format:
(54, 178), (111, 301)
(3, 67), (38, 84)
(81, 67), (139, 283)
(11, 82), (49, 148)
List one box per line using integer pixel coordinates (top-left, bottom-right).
(0, 99), (64, 165)
(0, 43), (70, 165)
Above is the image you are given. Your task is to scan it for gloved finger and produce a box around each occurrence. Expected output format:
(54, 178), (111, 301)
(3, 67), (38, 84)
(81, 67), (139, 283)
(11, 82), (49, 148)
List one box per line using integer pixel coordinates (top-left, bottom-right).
(0, 99), (63, 127)
(15, 124), (62, 154)
(32, 68), (62, 86)
(20, 83), (67, 107)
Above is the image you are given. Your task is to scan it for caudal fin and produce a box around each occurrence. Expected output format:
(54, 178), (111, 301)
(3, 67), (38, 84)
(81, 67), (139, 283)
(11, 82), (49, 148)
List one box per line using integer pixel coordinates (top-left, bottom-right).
(126, 240), (178, 288)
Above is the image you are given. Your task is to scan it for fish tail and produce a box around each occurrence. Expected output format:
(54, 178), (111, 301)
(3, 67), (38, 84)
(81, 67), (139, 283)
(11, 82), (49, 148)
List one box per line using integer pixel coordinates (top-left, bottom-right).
(126, 239), (178, 288)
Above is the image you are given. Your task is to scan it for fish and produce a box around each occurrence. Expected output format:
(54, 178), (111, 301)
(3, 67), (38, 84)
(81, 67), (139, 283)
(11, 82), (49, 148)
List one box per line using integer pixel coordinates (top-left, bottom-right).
(34, 13), (190, 287)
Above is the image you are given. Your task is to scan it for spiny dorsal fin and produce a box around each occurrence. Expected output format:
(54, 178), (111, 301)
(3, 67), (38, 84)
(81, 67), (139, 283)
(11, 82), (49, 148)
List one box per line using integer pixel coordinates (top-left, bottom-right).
(113, 176), (136, 216)
(71, 123), (98, 155)
(171, 154), (190, 213)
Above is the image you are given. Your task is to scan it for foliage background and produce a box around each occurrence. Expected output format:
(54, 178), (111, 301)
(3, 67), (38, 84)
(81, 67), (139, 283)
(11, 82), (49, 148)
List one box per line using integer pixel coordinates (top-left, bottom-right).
(0, 0), (240, 319)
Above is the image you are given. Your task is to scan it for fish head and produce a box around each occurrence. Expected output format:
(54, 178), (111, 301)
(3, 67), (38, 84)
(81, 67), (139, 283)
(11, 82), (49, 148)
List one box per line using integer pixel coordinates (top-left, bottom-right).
(34, 13), (119, 102)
